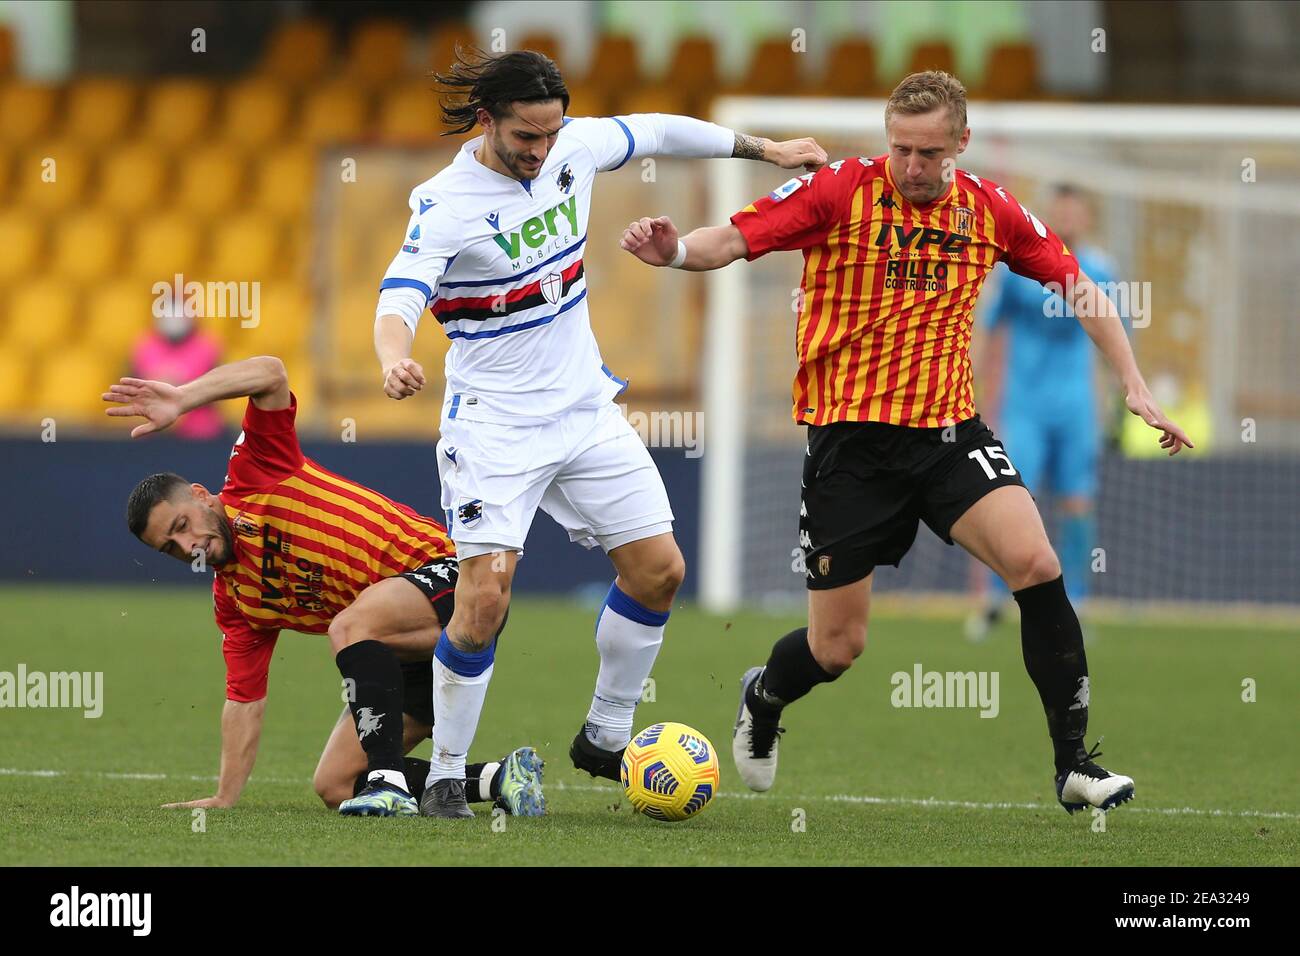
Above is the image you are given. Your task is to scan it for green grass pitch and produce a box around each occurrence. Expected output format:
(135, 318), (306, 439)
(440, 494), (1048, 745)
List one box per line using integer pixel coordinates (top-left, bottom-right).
(0, 584), (1295, 866)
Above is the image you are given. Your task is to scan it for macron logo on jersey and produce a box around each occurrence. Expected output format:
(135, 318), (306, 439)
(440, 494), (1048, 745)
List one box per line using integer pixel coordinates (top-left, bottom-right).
(419, 198), (436, 214)
(485, 210), (501, 231)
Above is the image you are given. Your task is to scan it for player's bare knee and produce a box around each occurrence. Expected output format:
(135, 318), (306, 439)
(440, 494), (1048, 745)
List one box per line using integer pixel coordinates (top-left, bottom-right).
(625, 550), (685, 607)
(454, 580), (508, 648)
(313, 773), (349, 810)
(326, 612), (364, 654)
(811, 623), (866, 674)
(659, 550), (687, 600)
(1007, 548), (1062, 591)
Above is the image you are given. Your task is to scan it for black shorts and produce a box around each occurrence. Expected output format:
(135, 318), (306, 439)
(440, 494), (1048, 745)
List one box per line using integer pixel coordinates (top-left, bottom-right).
(395, 555), (459, 727)
(799, 414), (1025, 590)
(398, 555), (459, 627)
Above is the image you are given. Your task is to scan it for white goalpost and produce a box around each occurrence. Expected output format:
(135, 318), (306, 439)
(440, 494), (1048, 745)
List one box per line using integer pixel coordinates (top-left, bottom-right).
(700, 97), (1300, 615)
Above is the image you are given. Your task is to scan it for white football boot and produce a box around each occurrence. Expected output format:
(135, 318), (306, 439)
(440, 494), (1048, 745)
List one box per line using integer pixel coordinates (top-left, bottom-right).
(1055, 741), (1135, 814)
(732, 666), (784, 792)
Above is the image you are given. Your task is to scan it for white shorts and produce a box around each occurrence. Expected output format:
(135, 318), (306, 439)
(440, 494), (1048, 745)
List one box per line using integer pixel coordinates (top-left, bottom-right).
(437, 402), (675, 559)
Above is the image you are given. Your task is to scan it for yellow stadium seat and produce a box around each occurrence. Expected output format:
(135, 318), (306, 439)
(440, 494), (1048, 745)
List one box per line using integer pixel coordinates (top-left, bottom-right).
(584, 35), (640, 92)
(98, 141), (170, 215)
(63, 78), (137, 144)
(6, 278), (78, 353)
(427, 21), (477, 74)
(336, 284), (382, 358)
(174, 145), (246, 217)
(130, 213), (203, 278)
(0, 212), (44, 285)
(907, 41), (956, 77)
(49, 210), (124, 284)
(345, 20), (411, 86)
(227, 281), (311, 356)
(140, 79), (217, 146)
(281, 351), (316, 410)
(16, 142), (90, 212)
(517, 32), (561, 65)
(376, 81), (443, 143)
(0, 83), (58, 143)
(206, 212), (282, 280)
(299, 82), (370, 144)
(34, 348), (120, 423)
(564, 83), (608, 119)
(0, 26), (15, 78)
(976, 43), (1040, 100)
(618, 87), (689, 118)
(0, 348), (31, 414)
(254, 142), (316, 218)
(817, 39), (882, 97)
(220, 79), (292, 148)
(738, 38), (805, 96)
(665, 36), (720, 111)
(0, 143), (11, 206)
(83, 277), (157, 354)
(257, 19), (334, 86)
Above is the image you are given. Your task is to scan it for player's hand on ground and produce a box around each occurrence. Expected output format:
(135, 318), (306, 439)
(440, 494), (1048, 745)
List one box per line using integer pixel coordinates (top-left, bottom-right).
(766, 137), (828, 171)
(620, 216), (679, 266)
(161, 795), (235, 809)
(1126, 385), (1194, 456)
(102, 377), (184, 438)
(383, 359), (425, 400)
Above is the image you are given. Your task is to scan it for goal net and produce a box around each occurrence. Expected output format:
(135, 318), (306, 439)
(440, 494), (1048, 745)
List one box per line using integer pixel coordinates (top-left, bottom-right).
(700, 98), (1300, 616)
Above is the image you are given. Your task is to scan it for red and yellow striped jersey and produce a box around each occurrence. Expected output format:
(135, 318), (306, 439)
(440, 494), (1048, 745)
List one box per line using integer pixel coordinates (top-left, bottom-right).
(731, 156), (1080, 428)
(213, 394), (453, 701)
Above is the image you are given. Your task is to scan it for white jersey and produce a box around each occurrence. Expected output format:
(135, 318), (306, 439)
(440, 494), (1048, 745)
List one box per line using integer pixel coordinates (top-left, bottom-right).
(377, 114), (733, 425)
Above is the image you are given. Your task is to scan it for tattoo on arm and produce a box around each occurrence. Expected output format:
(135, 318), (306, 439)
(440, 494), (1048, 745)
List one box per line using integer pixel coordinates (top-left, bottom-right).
(732, 132), (766, 161)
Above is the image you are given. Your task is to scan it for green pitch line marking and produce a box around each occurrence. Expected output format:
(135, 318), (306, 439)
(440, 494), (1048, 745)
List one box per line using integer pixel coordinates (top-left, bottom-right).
(549, 782), (1300, 820)
(4, 767), (1298, 821)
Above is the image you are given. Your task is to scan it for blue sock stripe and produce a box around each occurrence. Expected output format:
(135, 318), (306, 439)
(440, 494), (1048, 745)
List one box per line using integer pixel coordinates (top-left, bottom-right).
(434, 629), (496, 677)
(603, 582), (670, 628)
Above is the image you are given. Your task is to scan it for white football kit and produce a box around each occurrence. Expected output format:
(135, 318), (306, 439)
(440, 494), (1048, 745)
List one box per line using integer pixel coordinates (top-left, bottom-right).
(377, 114), (734, 558)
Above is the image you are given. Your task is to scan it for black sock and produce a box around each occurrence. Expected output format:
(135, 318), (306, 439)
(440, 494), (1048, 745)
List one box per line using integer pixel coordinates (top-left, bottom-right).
(464, 761), (503, 803)
(1013, 575), (1090, 774)
(336, 640), (405, 775)
(355, 756), (432, 800)
(747, 627), (838, 716)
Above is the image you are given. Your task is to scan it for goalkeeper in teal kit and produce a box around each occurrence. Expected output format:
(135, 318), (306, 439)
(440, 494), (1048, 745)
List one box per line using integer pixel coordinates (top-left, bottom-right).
(967, 185), (1122, 640)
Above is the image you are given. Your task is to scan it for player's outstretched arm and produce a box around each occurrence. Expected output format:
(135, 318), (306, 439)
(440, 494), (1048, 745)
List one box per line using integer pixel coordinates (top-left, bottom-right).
(103, 355), (290, 438)
(375, 314), (426, 400)
(612, 114), (827, 172)
(160, 697), (265, 809)
(620, 216), (750, 272)
(1070, 270), (1194, 456)
(731, 131), (828, 171)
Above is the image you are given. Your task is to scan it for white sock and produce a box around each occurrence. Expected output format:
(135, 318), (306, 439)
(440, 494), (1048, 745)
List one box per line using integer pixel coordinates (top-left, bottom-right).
(473, 761), (501, 802)
(585, 583), (668, 752)
(368, 769), (409, 793)
(425, 630), (496, 787)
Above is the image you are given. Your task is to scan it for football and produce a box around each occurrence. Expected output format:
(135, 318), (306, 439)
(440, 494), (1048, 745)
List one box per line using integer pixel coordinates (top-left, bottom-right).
(620, 722), (721, 822)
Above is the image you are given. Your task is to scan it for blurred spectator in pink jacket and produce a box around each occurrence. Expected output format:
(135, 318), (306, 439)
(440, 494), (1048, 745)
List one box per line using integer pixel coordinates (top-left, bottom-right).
(131, 306), (224, 439)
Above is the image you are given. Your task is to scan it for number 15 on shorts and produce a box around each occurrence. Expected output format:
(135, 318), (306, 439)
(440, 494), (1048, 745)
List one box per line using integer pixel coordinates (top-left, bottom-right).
(968, 445), (1017, 480)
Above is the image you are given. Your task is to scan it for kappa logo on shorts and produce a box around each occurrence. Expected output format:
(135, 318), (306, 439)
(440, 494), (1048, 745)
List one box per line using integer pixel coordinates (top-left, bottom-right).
(424, 560), (455, 583)
(457, 498), (484, 527)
